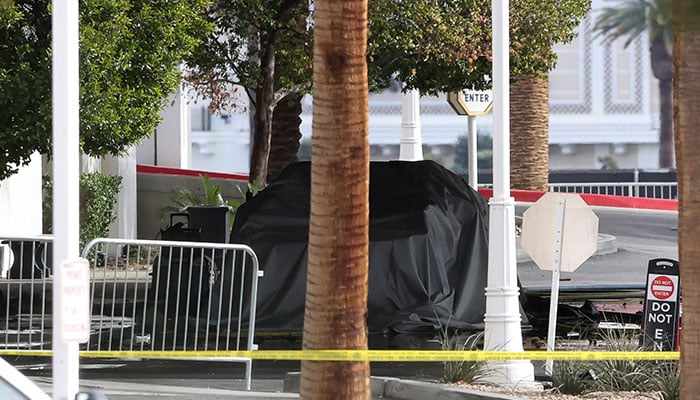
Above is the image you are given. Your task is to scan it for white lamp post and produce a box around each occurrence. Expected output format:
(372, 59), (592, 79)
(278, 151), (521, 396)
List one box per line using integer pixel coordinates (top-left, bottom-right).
(399, 88), (423, 161)
(482, 0), (536, 387)
(52, 1), (81, 399)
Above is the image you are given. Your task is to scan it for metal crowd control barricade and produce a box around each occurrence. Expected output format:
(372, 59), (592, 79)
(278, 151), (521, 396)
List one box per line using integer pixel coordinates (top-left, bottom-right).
(80, 238), (263, 390)
(0, 236), (262, 390)
(0, 235), (53, 350)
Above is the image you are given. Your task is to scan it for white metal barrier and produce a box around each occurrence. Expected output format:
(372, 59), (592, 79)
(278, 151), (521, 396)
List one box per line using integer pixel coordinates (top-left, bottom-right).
(0, 236), (53, 350)
(0, 236), (263, 390)
(548, 182), (677, 200)
(478, 182), (678, 200)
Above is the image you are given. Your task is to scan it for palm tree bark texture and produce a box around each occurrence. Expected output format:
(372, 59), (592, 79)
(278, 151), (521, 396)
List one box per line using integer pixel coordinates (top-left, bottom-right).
(672, 0), (700, 397)
(299, 0), (371, 397)
(510, 74), (550, 192)
(268, 92), (303, 183)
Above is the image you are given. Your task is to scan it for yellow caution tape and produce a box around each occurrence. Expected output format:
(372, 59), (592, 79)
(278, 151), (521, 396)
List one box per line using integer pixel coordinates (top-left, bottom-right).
(0, 349), (680, 361)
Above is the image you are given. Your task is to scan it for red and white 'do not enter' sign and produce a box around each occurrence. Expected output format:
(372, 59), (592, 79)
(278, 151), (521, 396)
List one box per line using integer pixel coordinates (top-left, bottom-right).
(650, 275), (676, 301)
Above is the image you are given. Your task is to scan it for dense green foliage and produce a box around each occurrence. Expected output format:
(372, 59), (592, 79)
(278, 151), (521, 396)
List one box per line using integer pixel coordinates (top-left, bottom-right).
(368, 0), (492, 94)
(187, 0), (589, 181)
(161, 174), (241, 228)
(43, 172), (122, 250)
(368, 0), (591, 95)
(0, 0), (210, 180)
(185, 0), (312, 113)
(509, 0), (590, 79)
(79, 172), (123, 249)
(0, 2), (51, 179)
(185, 0), (311, 185)
(454, 133), (493, 171)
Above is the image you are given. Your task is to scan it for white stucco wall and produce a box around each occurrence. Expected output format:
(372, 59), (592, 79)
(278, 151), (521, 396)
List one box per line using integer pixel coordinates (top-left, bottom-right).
(137, 87), (191, 168)
(0, 153), (43, 235)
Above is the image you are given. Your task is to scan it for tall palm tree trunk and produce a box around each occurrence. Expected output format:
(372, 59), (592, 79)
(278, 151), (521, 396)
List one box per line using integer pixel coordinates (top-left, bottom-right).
(299, 0), (370, 397)
(267, 0), (307, 184)
(673, 1), (700, 397)
(510, 74), (549, 191)
(268, 92), (303, 183)
(658, 76), (674, 168)
(650, 33), (675, 169)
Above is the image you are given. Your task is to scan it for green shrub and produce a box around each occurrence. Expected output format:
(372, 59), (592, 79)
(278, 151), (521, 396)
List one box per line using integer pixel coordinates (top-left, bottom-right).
(161, 174), (245, 229)
(589, 329), (651, 393)
(79, 172), (122, 249)
(440, 330), (485, 384)
(643, 361), (679, 400)
(550, 361), (595, 395)
(43, 172), (123, 250)
(544, 329), (679, 399)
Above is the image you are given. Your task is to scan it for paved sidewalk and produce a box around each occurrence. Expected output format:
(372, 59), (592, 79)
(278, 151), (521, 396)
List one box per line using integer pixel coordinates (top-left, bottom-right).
(283, 373), (522, 400)
(31, 376), (299, 400)
(29, 375), (523, 400)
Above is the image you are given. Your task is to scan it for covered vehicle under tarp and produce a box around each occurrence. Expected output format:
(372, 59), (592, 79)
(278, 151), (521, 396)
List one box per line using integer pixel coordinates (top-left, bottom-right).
(230, 160), (489, 333)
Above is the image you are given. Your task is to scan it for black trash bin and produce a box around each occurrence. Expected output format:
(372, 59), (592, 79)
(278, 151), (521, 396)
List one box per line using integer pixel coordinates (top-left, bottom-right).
(187, 206), (230, 244)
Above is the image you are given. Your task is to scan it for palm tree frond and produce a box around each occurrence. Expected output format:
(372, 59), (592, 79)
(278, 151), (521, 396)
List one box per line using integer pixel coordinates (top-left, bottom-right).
(593, 0), (648, 47)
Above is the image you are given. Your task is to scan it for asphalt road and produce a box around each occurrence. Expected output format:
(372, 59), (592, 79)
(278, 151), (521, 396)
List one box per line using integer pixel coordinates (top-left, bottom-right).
(516, 204), (678, 289)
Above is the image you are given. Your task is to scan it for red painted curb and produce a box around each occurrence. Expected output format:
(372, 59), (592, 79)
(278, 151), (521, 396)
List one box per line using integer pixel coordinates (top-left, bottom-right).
(477, 188), (678, 211)
(136, 164), (249, 182)
(136, 165), (677, 212)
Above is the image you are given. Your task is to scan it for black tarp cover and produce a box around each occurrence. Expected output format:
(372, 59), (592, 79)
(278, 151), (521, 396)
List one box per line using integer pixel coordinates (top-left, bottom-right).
(230, 160), (489, 333)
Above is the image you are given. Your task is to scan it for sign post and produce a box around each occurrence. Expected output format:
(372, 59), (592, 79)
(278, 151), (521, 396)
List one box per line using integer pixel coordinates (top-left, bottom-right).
(447, 89), (493, 190)
(521, 193), (599, 376)
(642, 258), (680, 351)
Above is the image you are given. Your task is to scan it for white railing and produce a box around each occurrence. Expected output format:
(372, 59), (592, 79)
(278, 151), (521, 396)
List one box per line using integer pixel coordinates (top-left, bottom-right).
(0, 236), (263, 390)
(547, 182), (677, 200)
(477, 181), (678, 200)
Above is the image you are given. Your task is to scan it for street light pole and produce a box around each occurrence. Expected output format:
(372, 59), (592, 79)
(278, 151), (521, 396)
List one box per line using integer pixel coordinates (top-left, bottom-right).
(399, 88), (423, 161)
(52, 1), (81, 399)
(483, 0), (536, 387)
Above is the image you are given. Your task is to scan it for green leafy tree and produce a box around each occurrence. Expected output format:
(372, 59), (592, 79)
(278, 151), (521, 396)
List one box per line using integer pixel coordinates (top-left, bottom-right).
(0, 0), (210, 181)
(595, 0), (674, 168)
(184, 0), (312, 186)
(43, 172), (122, 250)
(367, 0), (589, 93)
(187, 0), (588, 187)
(368, 0), (589, 191)
(454, 133), (493, 171)
(367, 0), (493, 94)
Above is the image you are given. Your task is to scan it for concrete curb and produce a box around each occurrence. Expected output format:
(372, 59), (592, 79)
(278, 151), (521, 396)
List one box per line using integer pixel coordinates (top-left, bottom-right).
(31, 377), (300, 399)
(284, 372), (521, 400)
(381, 378), (518, 400)
(516, 233), (617, 263)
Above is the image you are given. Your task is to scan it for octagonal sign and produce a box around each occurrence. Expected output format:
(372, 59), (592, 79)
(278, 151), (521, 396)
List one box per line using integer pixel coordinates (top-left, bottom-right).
(447, 89), (494, 116)
(521, 193), (599, 272)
